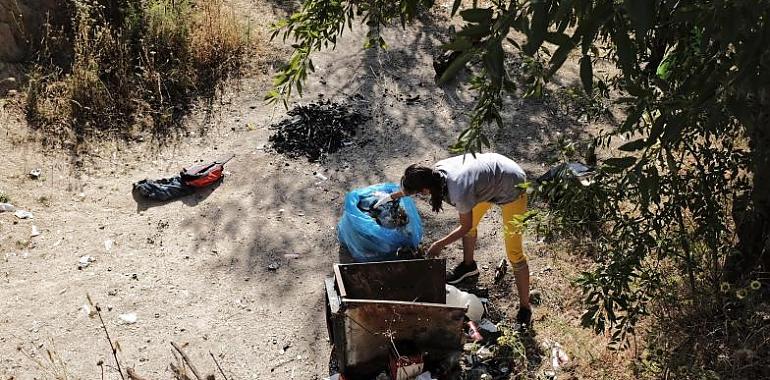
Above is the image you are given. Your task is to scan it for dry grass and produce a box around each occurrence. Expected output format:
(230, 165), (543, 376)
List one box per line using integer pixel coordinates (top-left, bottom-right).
(24, 0), (256, 149)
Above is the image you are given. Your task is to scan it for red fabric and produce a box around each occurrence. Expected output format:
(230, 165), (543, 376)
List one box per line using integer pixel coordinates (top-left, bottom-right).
(185, 165), (223, 187)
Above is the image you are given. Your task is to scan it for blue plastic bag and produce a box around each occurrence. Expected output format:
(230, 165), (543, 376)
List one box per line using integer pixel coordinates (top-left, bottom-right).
(337, 182), (423, 262)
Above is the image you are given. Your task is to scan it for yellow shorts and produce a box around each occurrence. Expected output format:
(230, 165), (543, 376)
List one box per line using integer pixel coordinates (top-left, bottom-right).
(466, 194), (528, 264)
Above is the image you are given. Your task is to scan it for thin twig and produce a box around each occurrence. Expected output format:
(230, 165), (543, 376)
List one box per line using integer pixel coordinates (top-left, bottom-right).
(127, 367), (148, 380)
(171, 342), (203, 380)
(170, 361), (193, 380)
(95, 305), (126, 380)
(209, 351), (230, 380)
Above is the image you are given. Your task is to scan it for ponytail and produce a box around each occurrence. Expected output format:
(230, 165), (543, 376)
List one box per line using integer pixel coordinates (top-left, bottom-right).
(401, 164), (445, 212)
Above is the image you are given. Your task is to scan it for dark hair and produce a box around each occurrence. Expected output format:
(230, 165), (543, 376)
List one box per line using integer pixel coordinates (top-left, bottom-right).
(401, 164), (445, 212)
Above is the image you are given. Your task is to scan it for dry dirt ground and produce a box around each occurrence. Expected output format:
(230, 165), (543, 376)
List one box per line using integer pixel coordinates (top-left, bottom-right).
(1, 2), (634, 379)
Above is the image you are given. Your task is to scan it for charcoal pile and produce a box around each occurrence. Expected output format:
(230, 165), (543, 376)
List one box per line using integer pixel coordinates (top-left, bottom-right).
(268, 100), (369, 162)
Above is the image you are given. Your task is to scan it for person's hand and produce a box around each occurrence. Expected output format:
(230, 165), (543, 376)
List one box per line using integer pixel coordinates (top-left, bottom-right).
(426, 241), (444, 257)
(373, 193), (392, 209)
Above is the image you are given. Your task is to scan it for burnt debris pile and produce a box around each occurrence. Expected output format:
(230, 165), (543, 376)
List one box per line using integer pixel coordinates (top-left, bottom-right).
(268, 100), (369, 162)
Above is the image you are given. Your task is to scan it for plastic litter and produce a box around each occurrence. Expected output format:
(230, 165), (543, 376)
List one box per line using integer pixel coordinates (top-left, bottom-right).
(337, 183), (423, 262)
(29, 169), (41, 179)
(104, 240), (114, 252)
(14, 210), (33, 219)
(78, 255), (95, 269)
(415, 371), (433, 380)
(0, 203), (15, 212)
(119, 313), (138, 324)
(542, 340), (569, 371)
(478, 319), (498, 333)
(30, 225), (40, 237)
(467, 321), (483, 342)
(493, 258), (507, 284)
(446, 284), (484, 322)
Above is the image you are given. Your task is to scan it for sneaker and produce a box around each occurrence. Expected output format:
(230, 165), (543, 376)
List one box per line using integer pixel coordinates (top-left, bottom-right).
(516, 307), (532, 328)
(447, 261), (479, 284)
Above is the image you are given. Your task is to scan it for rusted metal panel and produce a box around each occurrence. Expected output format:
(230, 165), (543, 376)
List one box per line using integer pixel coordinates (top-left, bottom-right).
(342, 299), (466, 372)
(326, 259), (466, 377)
(336, 259), (447, 303)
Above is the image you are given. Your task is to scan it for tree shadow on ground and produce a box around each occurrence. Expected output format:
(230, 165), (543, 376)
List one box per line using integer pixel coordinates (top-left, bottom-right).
(172, 14), (595, 376)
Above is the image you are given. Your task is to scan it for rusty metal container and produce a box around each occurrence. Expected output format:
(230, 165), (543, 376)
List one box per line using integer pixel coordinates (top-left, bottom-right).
(325, 258), (466, 378)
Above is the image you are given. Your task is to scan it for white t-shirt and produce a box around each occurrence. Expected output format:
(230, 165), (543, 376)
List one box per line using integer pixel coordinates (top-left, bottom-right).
(434, 153), (526, 213)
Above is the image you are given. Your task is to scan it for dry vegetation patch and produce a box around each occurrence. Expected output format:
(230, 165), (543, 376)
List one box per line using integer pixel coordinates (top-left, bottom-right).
(23, 0), (258, 148)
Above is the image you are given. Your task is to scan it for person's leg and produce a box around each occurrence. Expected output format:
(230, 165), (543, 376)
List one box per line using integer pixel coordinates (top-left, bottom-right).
(447, 202), (492, 284)
(463, 202), (492, 264)
(502, 194), (530, 310)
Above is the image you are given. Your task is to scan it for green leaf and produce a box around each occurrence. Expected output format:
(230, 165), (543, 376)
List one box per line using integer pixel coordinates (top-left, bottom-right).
(483, 41), (504, 84)
(612, 26), (635, 76)
(580, 54), (593, 93)
(524, 1), (548, 55)
(457, 23), (491, 39)
(451, 0), (462, 16)
(460, 8), (493, 24)
(546, 36), (577, 78)
(620, 105), (644, 133)
(544, 32), (571, 46)
(437, 50), (474, 84)
(604, 156), (637, 170)
(647, 114), (665, 143)
(623, 0), (654, 40)
(506, 37), (521, 50)
(441, 37), (473, 51)
(618, 139), (646, 152)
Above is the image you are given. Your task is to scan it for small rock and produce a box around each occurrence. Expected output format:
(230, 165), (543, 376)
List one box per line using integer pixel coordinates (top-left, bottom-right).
(29, 169), (41, 179)
(530, 290), (542, 306)
(30, 225), (40, 237)
(119, 313), (138, 324)
(267, 262), (280, 271)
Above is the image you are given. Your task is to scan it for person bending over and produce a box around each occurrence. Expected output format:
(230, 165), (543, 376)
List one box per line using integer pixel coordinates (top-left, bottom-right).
(377, 153), (532, 326)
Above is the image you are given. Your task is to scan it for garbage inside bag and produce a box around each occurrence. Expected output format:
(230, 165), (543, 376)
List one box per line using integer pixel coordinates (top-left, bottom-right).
(357, 191), (408, 228)
(338, 183), (423, 262)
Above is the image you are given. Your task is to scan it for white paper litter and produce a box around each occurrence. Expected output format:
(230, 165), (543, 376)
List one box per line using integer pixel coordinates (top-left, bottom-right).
(14, 210), (33, 219)
(78, 255), (95, 269)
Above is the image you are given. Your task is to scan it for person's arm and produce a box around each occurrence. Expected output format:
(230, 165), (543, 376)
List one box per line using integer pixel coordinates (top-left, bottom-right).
(427, 211), (473, 256)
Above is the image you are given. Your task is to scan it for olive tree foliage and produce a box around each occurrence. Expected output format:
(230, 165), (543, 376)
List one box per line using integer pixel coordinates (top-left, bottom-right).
(269, 0), (770, 347)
